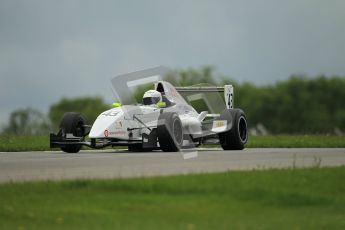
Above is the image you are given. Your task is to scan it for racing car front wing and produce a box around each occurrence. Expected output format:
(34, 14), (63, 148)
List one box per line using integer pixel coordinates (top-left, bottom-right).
(50, 129), (159, 150)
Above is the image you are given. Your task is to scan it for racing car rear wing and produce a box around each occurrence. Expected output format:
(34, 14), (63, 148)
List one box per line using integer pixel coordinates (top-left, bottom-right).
(175, 85), (234, 109)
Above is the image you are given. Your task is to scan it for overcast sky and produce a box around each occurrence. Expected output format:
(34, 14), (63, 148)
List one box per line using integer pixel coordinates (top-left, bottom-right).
(1, 0), (345, 125)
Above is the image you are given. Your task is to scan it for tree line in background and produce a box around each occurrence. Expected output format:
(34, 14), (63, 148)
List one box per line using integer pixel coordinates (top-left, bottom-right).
(2, 66), (345, 135)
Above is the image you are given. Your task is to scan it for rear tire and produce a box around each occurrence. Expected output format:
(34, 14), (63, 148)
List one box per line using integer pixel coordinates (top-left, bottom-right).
(218, 109), (248, 150)
(157, 112), (183, 152)
(59, 112), (85, 153)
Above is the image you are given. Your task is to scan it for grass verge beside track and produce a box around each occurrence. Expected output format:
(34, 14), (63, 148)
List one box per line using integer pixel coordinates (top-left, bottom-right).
(247, 135), (345, 148)
(0, 167), (345, 229)
(0, 135), (50, 152)
(1, 134), (345, 152)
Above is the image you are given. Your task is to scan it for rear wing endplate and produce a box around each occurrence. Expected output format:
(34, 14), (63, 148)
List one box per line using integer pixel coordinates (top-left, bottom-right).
(175, 85), (234, 109)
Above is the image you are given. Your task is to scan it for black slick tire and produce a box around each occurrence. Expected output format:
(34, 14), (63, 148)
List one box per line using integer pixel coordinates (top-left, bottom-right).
(157, 112), (183, 152)
(59, 112), (85, 153)
(218, 109), (248, 150)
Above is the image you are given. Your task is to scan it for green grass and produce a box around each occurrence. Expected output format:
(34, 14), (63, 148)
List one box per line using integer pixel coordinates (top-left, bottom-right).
(1, 167), (345, 229)
(0, 135), (50, 152)
(247, 135), (345, 148)
(1, 134), (345, 152)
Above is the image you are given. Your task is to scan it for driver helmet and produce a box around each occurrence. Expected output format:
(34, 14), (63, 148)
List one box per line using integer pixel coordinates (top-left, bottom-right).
(142, 90), (162, 105)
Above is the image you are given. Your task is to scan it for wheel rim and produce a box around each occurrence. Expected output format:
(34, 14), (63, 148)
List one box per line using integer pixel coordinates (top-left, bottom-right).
(172, 119), (183, 145)
(238, 116), (247, 142)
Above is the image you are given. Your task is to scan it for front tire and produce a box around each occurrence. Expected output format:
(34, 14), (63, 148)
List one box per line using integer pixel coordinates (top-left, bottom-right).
(59, 112), (85, 153)
(218, 109), (248, 150)
(157, 112), (183, 152)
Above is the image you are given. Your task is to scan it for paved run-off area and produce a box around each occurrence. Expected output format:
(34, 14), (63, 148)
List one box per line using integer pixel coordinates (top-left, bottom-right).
(0, 148), (345, 182)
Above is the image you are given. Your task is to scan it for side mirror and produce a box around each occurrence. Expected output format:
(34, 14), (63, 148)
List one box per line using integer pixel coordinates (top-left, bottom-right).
(156, 101), (166, 108)
(112, 102), (122, 108)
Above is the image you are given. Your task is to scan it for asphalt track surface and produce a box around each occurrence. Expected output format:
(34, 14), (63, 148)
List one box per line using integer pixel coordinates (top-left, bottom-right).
(1, 148), (345, 183)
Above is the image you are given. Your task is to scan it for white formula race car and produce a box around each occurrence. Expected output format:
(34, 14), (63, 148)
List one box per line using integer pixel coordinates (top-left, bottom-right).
(50, 81), (248, 153)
